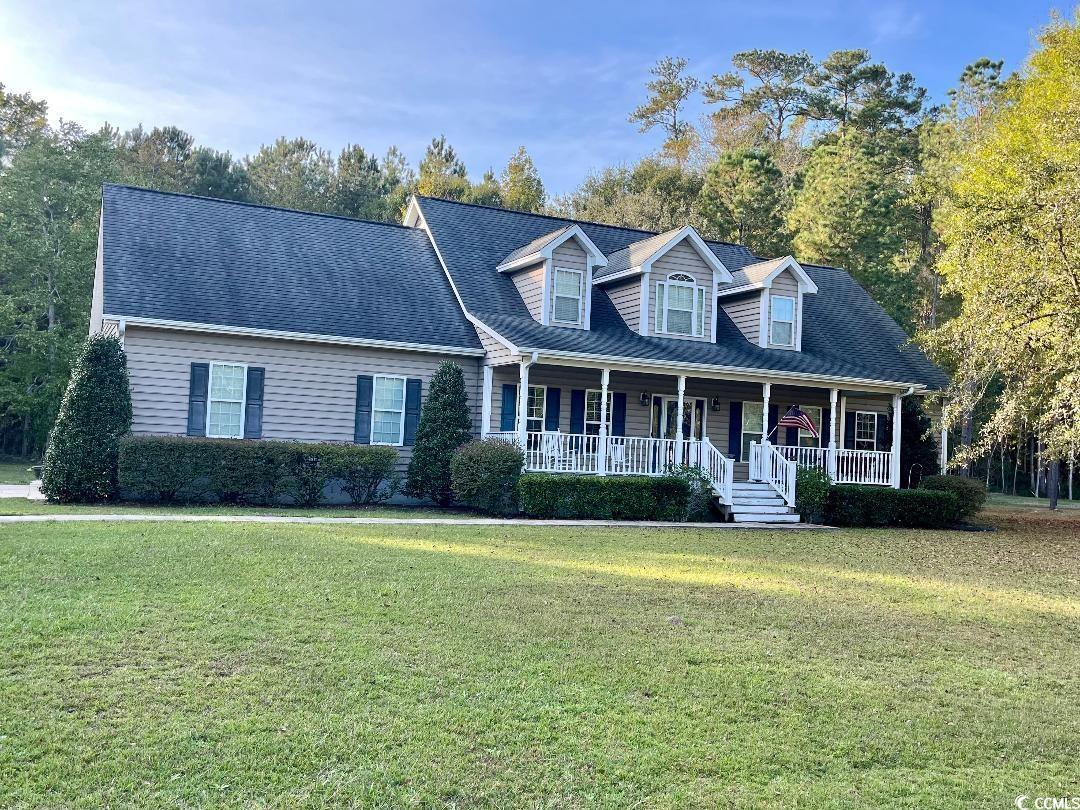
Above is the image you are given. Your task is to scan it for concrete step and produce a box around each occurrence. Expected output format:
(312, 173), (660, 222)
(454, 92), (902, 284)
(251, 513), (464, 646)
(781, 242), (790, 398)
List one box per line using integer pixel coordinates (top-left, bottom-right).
(731, 503), (791, 514)
(731, 497), (786, 507)
(730, 483), (775, 493)
(731, 512), (801, 523)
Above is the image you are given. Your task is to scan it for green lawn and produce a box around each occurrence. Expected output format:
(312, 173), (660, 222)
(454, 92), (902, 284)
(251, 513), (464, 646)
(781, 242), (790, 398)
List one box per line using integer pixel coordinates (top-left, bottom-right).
(0, 497), (474, 519)
(2, 518), (1078, 806)
(0, 461), (35, 484)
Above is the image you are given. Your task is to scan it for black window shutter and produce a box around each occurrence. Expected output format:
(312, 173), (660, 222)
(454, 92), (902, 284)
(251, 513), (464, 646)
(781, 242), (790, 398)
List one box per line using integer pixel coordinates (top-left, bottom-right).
(611, 392), (626, 436)
(403, 378), (422, 445)
(785, 405), (799, 446)
(728, 401), (742, 459)
(187, 362), (209, 436)
(768, 404), (779, 442)
(243, 367), (265, 439)
(545, 387), (561, 431)
(821, 407), (830, 448)
(569, 390), (585, 433)
(844, 411), (856, 449)
(500, 384), (517, 432)
(354, 375), (373, 443)
(877, 412), (890, 452)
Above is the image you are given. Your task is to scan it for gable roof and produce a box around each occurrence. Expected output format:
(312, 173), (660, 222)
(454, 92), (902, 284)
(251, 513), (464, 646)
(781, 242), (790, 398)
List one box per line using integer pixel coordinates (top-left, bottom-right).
(499, 225), (572, 267)
(722, 255), (818, 296)
(414, 196), (948, 389)
(99, 185), (482, 352)
(597, 225), (732, 283)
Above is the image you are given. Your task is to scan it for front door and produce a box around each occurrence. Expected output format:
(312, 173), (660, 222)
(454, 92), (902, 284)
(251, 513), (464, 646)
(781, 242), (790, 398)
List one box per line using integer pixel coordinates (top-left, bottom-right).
(651, 396), (705, 440)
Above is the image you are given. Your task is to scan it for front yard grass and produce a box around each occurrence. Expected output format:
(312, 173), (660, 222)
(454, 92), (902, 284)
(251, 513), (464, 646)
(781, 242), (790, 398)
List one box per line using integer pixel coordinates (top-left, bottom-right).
(1, 516), (1078, 805)
(0, 461), (35, 484)
(0, 497), (474, 519)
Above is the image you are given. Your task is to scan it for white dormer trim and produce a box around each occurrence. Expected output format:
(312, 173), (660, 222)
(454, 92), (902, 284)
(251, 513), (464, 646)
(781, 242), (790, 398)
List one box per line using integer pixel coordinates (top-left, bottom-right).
(496, 224), (607, 273)
(716, 255), (818, 298)
(643, 226), (733, 282)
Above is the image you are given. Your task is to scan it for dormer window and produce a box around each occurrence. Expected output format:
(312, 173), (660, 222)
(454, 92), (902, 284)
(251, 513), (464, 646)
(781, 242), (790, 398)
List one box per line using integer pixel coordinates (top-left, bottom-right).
(769, 295), (796, 346)
(655, 273), (706, 337)
(552, 267), (584, 326)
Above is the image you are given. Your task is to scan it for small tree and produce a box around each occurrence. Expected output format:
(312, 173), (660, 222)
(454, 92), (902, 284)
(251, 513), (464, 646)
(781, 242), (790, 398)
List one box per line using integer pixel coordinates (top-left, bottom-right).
(41, 334), (132, 502)
(405, 361), (472, 505)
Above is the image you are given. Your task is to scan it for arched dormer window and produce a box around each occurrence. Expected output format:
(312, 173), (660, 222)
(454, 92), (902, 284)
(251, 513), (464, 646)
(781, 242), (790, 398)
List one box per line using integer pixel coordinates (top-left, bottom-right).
(655, 273), (706, 337)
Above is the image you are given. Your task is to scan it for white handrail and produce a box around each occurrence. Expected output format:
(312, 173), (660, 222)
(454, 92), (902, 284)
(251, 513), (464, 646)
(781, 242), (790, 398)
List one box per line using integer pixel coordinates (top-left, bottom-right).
(700, 437), (734, 504)
(766, 444), (797, 506)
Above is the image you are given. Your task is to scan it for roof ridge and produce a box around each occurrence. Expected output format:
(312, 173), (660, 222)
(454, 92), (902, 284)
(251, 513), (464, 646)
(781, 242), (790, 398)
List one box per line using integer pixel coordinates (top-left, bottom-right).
(414, 194), (749, 251)
(103, 183), (418, 231)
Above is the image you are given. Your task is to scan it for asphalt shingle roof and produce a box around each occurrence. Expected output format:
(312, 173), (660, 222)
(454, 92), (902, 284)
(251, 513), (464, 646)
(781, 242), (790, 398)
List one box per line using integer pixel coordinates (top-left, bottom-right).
(416, 196), (948, 389)
(727, 257), (788, 288)
(498, 225), (572, 267)
(101, 185), (482, 351)
(595, 228), (682, 280)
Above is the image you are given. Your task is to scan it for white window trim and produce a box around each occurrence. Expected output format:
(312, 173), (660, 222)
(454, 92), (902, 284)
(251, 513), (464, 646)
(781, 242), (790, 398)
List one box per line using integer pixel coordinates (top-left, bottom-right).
(370, 374), (408, 447)
(854, 410), (878, 451)
(656, 273), (705, 337)
(525, 384), (547, 433)
(584, 389), (614, 435)
(770, 294), (796, 347)
(741, 400), (764, 461)
(799, 405), (823, 448)
(206, 361), (248, 439)
(551, 266), (585, 327)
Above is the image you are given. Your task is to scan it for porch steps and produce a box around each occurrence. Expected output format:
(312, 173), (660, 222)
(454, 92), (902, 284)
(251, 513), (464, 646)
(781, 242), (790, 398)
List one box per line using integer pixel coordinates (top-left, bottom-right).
(726, 481), (801, 524)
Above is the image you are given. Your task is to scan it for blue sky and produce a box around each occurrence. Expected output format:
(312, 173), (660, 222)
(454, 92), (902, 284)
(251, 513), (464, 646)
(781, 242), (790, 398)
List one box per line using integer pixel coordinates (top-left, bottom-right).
(0, 0), (1063, 195)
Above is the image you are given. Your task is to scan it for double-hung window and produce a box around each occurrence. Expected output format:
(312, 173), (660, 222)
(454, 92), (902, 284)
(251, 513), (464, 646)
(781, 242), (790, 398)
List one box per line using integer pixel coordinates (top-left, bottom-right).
(526, 385), (546, 432)
(854, 411), (878, 451)
(799, 405), (823, 447)
(655, 273), (706, 337)
(551, 267), (584, 326)
(770, 295), (796, 346)
(584, 389), (614, 435)
(371, 376), (406, 445)
(741, 401), (764, 461)
(207, 362), (247, 438)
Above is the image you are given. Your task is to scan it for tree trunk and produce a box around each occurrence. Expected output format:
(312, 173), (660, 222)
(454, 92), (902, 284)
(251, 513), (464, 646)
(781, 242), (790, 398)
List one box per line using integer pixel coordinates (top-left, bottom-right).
(20, 414), (30, 459)
(1048, 460), (1060, 510)
(1070, 459), (1075, 500)
(1012, 446), (1020, 495)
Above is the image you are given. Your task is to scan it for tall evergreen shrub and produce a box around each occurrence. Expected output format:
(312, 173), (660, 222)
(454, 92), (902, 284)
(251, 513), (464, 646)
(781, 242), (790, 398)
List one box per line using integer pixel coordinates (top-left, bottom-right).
(405, 361), (473, 505)
(41, 334), (132, 502)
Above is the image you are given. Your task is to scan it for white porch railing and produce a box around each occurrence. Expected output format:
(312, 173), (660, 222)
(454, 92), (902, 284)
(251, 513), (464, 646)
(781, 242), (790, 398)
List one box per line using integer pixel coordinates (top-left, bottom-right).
(764, 442), (894, 487)
(488, 431), (734, 504)
(750, 442), (797, 506)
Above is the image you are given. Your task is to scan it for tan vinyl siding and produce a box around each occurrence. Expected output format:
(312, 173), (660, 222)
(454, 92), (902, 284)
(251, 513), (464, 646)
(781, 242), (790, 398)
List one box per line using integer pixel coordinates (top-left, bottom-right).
(510, 261), (546, 321)
(123, 326), (483, 469)
(604, 277), (642, 333)
(477, 327), (515, 365)
(720, 293), (762, 344)
(552, 240), (587, 271)
(650, 240), (714, 342)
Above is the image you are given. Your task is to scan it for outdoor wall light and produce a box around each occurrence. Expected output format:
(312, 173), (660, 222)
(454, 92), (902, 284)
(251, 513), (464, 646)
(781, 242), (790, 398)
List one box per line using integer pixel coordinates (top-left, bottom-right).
(639, 392), (651, 406)
(710, 397), (723, 411)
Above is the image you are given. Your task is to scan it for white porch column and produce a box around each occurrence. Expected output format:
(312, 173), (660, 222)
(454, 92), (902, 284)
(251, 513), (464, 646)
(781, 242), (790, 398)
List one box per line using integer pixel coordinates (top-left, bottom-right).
(761, 382), (771, 445)
(828, 387), (839, 481)
(676, 375), (686, 465)
(517, 360), (531, 448)
(480, 365), (493, 439)
(890, 392), (903, 488)
(598, 368), (610, 476)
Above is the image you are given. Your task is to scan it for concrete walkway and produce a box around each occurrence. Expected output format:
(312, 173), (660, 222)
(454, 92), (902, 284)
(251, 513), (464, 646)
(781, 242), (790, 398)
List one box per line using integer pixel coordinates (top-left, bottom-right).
(0, 481), (43, 500)
(0, 513), (825, 529)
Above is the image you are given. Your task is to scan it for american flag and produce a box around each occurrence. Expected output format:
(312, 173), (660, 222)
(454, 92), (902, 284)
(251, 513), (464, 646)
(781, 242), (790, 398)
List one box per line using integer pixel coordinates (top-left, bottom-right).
(777, 406), (819, 439)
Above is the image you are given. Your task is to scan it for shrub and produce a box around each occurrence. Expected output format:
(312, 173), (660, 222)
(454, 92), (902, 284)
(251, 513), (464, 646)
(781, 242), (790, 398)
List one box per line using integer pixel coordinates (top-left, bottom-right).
(450, 439), (524, 516)
(41, 334), (133, 502)
(118, 437), (400, 506)
(795, 466), (831, 524)
(825, 485), (961, 528)
(325, 445), (399, 505)
(405, 362), (472, 505)
(518, 474), (692, 521)
(919, 475), (986, 519)
(668, 465), (716, 522)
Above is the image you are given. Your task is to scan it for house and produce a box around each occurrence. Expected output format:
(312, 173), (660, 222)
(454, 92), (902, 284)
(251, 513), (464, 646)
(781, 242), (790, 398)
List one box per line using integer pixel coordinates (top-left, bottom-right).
(90, 184), (949, 522)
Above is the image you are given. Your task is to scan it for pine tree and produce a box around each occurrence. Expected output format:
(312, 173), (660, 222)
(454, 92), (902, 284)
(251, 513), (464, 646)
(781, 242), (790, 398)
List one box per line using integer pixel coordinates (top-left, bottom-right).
(501, 146), (546, 212)
(699, 149), (788, 255)
(40, 334), (132, 502)
(405, 361), (473, 505)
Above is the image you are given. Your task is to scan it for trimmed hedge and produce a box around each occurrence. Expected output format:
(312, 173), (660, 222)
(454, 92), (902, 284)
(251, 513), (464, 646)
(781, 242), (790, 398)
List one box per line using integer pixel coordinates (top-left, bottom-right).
(919, 475), (986, 519)
(118, 436), (399, 505)
(450, 439), (524, 516)
(825, 485), (961, 528)
(795, 466), (832, 524)
(518, 473), (692, 521)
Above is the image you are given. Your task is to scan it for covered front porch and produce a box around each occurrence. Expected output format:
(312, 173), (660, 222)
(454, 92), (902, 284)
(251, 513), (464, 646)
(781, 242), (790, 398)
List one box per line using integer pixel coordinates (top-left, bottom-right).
(480, 359), (913, 508)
